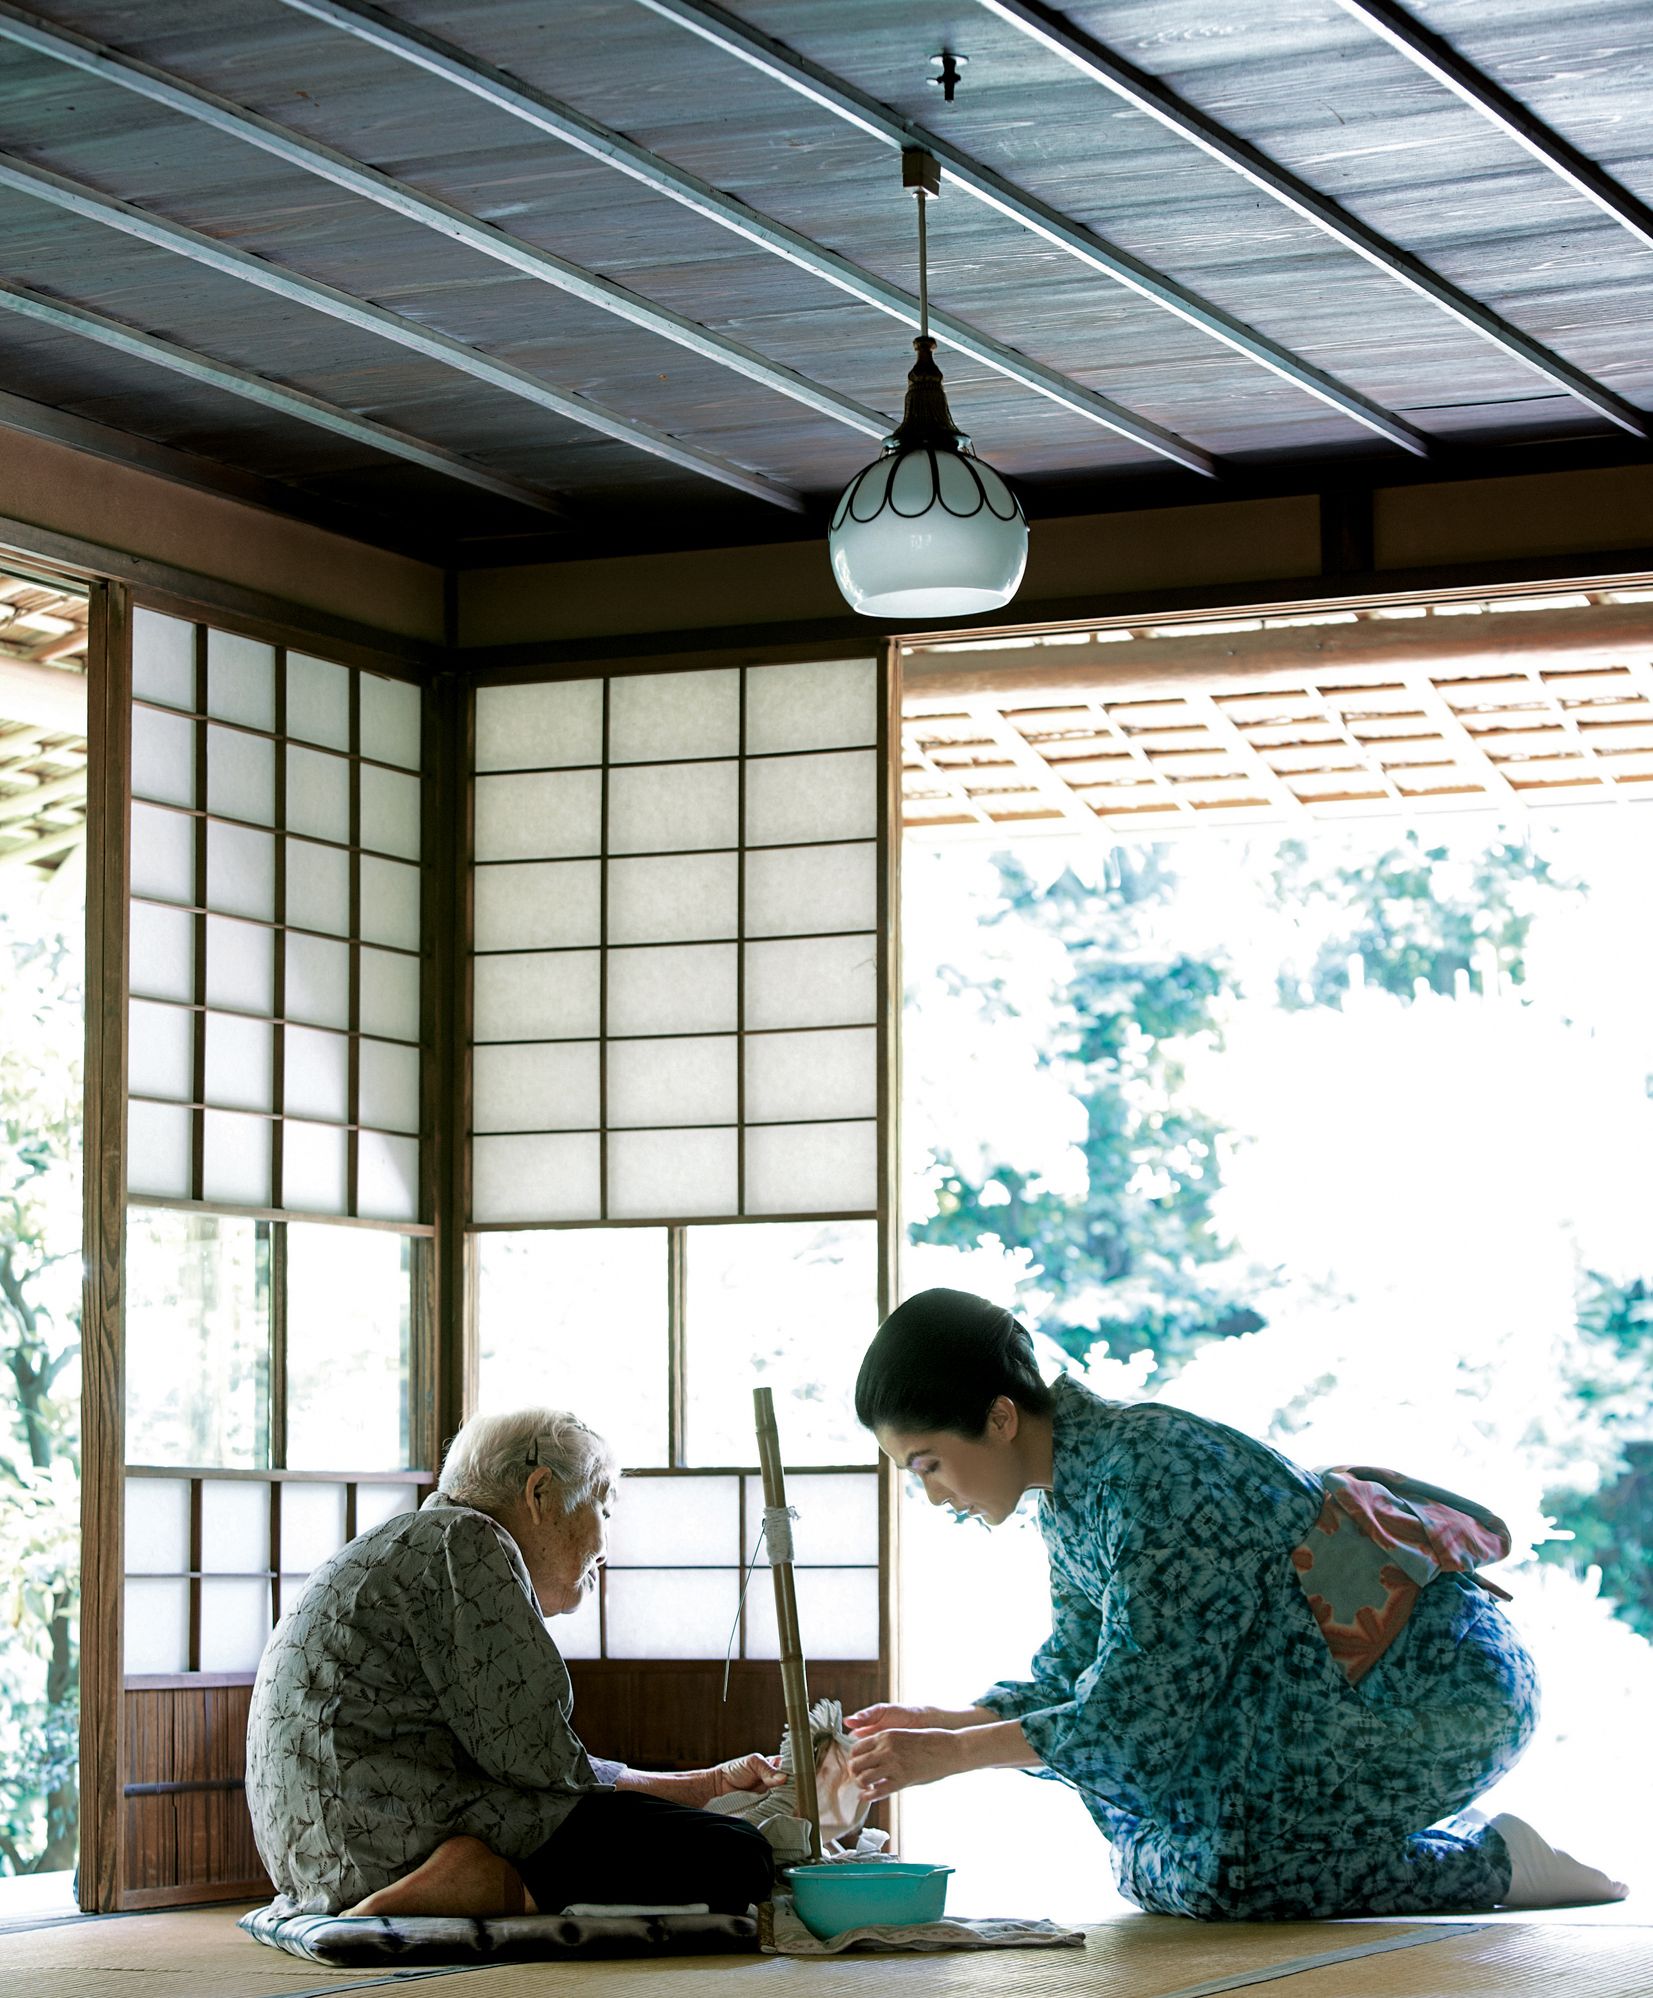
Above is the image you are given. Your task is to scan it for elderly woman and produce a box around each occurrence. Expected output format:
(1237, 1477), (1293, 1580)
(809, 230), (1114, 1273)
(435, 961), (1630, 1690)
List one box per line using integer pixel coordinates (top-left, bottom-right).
(247, 1408), (779, 1917)
(845, 1289), (1627, 1920)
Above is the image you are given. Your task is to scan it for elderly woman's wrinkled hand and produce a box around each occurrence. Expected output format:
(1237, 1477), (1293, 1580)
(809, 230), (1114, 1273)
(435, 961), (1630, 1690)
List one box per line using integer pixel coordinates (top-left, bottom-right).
(845, 1727), (962, 1801)
(708, 1751), (787, 1798)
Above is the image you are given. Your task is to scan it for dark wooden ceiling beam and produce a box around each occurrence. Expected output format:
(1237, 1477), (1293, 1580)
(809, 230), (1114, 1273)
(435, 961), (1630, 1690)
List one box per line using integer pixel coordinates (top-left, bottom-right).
(274, 0), (1218, 478)
(0, 3), (847, 508)
(0, 153), (807, 515)
(634, 0), (1433, 457)
(981, 0), (1649, 441)
(1334, 0), (1653, 260)
(0, 276), (565, 514)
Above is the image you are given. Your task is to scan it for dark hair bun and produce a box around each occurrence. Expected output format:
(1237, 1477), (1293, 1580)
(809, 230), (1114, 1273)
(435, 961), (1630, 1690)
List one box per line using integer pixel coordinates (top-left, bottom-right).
(855, 1287), (1055, 1438)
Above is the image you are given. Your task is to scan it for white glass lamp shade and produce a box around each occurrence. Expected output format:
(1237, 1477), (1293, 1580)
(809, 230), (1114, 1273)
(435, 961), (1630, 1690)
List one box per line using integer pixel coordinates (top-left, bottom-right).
(830, 445), (1027, 618)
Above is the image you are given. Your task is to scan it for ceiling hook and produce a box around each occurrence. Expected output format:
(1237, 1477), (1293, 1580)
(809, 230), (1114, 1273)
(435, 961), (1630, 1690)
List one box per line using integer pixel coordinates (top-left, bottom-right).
(928, 51), (968, 104)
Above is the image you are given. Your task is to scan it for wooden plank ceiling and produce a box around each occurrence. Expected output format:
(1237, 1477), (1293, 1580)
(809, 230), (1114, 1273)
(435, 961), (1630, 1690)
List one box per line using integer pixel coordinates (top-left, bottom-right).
(0, 0), (1648, 562)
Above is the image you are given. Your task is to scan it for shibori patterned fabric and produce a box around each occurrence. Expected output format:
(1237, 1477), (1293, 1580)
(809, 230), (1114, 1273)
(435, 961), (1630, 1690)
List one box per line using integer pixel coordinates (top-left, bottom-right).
(1293, 1468), (1513, 1686)
(238, 1903), (758, 1966)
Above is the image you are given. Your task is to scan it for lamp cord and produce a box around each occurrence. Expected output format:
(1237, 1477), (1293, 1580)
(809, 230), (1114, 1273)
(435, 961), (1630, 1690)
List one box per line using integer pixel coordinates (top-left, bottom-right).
(916, 189), (929, 342)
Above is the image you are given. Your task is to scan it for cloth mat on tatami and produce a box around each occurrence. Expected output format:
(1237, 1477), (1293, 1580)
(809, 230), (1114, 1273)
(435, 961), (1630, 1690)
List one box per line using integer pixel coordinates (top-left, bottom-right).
(239, 1901), (757, 1965)
(760, 1893), (1085, 1955)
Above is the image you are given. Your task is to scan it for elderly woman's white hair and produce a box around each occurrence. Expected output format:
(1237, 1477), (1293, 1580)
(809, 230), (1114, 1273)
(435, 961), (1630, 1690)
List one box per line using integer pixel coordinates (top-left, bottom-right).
(439, 1407), (619, 1517)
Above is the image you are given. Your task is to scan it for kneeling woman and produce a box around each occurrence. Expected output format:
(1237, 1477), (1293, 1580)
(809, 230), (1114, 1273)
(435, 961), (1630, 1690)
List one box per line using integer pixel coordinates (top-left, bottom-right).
(249, 1408), (777, 1918)
(847, 1289), (1625, 1920)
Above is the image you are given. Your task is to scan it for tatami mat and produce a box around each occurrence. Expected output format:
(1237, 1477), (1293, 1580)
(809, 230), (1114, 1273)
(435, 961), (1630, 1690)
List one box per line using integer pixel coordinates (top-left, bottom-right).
(2, 1904), (1648, 1998)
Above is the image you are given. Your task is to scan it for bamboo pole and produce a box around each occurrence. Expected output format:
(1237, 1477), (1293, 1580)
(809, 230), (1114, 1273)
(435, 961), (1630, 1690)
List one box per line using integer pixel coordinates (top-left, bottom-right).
(754, 1385), (822, 1862)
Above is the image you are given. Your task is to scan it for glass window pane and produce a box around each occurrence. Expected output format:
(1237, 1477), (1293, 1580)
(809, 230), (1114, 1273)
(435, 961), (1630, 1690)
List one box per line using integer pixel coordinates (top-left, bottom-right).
(745, 659), (876, 754)
(606, 1476), (739, 1566)
(744, 935), (876, 1031)
(128, 998), (193, 1103)
(359, 1038), (420, 1135)
(287, 652), (351, 750)
(745, 1120), (877, 1216)
(204, 1012), (273, 1113)
(744, 842), (876, 939)
(607, 761), (737, 857)
(357, 1130), (419, 1221)
(607, 853), (737, 946)
(742, 1472), (880, 1567)
(284, 1024), (349, 1122)
(476, 679), (603, 772)
(132, 608), (196, 711)
(281, 1482), (348, 1571)
(473, 951), (600, 1042)
(126, 1099), (194, 1200)
(281, 1118), (348, 1214)
(608, 1127), (738, 1220)
(199, 1577), (271, 1673)
(207, 724), (274, 825)
(745, 749), (877, 848)
(285, 933), (351, 1031)
(473, 1041), (599, 1133)
(609, 668), (739, 763)
(604, 1569), (737, 1659)
(474, 859), (600, 952)
(285, 836), (351, 936)
(125, 1208), (269, 1468)
(476, 1229), (668, 1468)
(360, 672), (422, 771)
(207, 629), (275, 731)
(746, 1567), (879, 1661)
(124, 1579), (190, 1676)
(745, 1027), (876, 1125)
(360, 856), (421, 951)
(607, 1036), (737, 1129)
(285, 746), (351, 845)
(471, 1132), (600, 1223)
(607, 944), (736, 1038)
(204, 914), (273, 1016)
(202, 1107), (272, 1206)
(206, 821), (275, 922)
(124, 1476), (191, 1574)
(475, 770), (601, 862)
(129, 899), (195, 1004)
(684, 1220), (876, 1466)
(131, 705), (196, 809)
(201, 1479), (270, 1573)
(361, 764), (421, 862)
(286, 1226), (412, 1470)
(360, 947), (420, 1043)
(130, 802), (195, 907)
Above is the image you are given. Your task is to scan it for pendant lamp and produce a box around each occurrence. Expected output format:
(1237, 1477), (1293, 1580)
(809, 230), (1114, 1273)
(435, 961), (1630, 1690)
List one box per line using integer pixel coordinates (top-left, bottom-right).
(829, 149), (1028, 620)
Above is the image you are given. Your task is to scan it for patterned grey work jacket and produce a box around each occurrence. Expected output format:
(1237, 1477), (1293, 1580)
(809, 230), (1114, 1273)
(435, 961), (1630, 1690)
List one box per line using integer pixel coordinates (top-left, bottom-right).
(247, 1493), (607, 1913)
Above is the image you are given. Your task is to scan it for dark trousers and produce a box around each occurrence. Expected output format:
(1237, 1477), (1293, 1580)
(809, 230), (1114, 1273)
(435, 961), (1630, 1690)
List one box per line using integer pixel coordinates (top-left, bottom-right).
(518, 1791), (775, 1916)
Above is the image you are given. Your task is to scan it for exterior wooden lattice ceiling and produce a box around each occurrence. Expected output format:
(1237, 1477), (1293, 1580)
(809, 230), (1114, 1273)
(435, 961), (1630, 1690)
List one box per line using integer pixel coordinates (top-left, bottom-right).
(0, 571), (89, 878)
(0, 0), (1648, 560)
(901, 592), (1653, 836)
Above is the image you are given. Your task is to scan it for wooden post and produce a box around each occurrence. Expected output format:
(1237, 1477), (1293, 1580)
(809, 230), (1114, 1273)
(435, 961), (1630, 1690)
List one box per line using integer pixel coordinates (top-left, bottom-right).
(753, 1386), (821, 1862)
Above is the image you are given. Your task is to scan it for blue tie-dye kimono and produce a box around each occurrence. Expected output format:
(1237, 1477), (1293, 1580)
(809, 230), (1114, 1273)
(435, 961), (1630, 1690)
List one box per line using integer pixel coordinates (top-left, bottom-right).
(976, 1377), (1538, 1919)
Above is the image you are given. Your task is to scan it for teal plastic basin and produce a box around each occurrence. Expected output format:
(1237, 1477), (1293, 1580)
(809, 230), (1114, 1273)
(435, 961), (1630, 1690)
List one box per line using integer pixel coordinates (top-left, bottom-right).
(786, 1861), (954, 1938)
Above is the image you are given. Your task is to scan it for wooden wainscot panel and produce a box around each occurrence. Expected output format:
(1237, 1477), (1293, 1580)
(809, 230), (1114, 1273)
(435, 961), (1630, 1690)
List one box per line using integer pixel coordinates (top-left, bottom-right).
(568, 1660), (883, 1773)
(122, 1683), (269, 1909)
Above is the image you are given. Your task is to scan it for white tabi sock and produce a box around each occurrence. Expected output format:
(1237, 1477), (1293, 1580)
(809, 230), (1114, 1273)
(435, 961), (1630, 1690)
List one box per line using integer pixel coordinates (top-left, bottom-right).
(1489, 1812), (1629, 1909)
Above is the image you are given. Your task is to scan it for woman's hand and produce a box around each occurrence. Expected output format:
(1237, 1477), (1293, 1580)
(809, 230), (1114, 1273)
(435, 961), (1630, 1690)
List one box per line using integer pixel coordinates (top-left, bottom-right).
(844, 1727), (965, 1801)
(619, 1753), (785, 1808)
(846, 1702), (989, 1735)
(706, 1752), (787, 1800)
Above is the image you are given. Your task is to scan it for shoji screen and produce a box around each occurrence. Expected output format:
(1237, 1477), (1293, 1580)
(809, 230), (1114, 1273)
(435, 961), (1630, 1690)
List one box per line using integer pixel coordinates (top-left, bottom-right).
(116, 605), (434, 1907)
(468, 658), (892, 1768)
(470, 661), (880, 1225)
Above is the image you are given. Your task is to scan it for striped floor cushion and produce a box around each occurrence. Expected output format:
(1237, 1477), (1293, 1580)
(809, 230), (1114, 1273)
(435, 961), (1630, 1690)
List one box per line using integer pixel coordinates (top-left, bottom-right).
(238, 1902), (758, 1965)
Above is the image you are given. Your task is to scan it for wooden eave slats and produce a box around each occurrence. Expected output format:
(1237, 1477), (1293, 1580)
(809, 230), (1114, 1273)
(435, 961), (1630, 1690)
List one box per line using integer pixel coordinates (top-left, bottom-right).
(903, 597), (1653, 835)
(0, 574), (88, 874)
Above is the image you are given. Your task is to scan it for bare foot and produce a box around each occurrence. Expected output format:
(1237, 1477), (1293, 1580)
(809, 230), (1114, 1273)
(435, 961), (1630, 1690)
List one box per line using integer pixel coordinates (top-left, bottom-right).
(346, 1835), (537, 1918)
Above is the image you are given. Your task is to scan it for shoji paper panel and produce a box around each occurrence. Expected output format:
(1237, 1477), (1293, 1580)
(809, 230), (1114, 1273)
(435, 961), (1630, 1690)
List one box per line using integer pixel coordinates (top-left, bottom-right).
(127, 613), (427, 1221)
(470, 660), (881, 1224)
